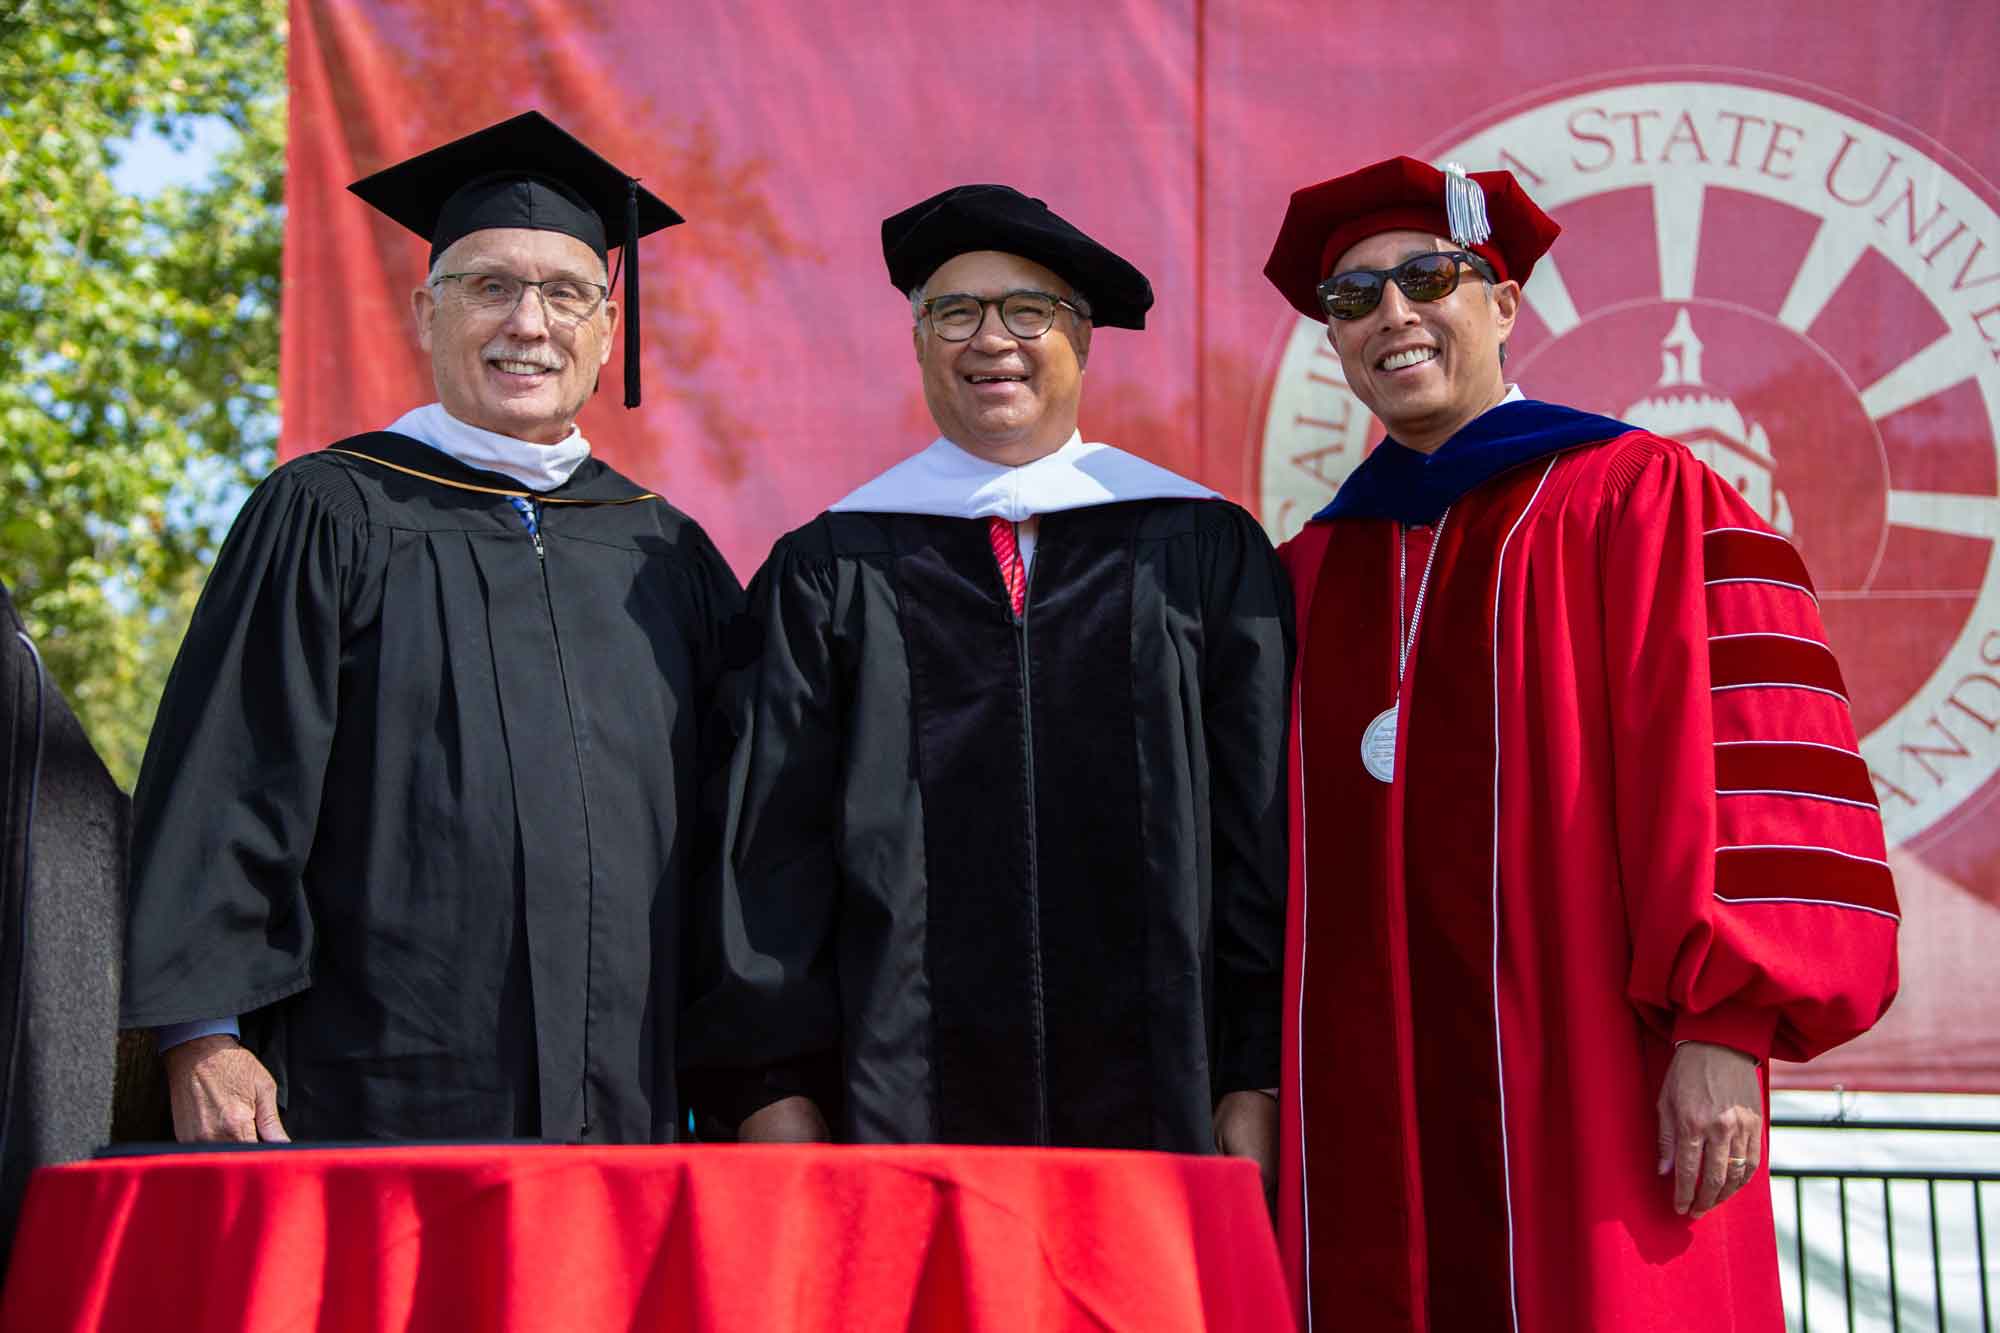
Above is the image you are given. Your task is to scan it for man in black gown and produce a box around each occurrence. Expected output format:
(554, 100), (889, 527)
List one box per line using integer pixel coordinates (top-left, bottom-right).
(684, 186), (1290, 1190)
(122, 113), (742, 1143)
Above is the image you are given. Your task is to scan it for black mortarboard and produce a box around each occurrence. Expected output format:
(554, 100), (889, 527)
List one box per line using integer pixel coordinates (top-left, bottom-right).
(347, 110), (683, 407)
(881, 184), (1153, 330)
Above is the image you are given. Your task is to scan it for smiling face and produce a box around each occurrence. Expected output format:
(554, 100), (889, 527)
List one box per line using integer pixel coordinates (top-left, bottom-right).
(411, 227), (619, 445)
(914, 249), (1092, 466)
(1325, 229), (1519, 454)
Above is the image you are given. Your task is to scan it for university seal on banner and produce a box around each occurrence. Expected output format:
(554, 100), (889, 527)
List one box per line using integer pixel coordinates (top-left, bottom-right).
(1256, 69), (2000, 855)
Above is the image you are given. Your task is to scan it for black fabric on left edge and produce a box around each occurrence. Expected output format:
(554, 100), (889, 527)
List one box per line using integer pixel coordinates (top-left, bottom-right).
(0, 581), (125, 1269)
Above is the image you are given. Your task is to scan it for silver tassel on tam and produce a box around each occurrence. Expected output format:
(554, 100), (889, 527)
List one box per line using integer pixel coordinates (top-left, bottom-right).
(1443, 162), (1492, 247)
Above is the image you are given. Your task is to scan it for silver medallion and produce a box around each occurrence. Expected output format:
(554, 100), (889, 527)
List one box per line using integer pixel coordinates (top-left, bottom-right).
(1360, 705), (1398, 783)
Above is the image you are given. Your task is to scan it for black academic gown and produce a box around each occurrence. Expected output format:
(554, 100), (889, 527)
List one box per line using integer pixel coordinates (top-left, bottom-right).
(684, 498), (1292, 1151)
(122, 432), (742, 1142)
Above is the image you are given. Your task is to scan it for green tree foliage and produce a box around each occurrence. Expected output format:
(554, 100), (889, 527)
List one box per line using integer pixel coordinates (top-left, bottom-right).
(0, 0), (286, 786)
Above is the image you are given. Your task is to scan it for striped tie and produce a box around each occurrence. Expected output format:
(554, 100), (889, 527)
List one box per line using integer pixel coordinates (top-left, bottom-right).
(988, 516), (1026, 617)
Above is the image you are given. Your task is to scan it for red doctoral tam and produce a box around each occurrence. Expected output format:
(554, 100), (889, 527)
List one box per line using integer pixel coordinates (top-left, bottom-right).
(1263, 156), (1561, 321)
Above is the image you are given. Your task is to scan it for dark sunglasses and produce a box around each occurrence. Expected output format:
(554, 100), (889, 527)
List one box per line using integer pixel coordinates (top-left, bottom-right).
(1317, 250), (1499, 322)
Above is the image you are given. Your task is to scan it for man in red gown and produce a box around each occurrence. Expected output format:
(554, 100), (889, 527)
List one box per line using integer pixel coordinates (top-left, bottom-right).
(1261, 156), (1901, 1332)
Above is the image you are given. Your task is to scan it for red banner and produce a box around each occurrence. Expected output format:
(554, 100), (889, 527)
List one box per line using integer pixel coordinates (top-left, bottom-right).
(283, 0), (2000, 1092)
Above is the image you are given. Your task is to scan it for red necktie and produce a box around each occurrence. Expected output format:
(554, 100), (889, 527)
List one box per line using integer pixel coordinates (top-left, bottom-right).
(988, 516), (1026, 617)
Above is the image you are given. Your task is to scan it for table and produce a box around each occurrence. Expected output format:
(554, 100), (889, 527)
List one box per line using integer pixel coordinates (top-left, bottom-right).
(0, 1144), (1290, 1331)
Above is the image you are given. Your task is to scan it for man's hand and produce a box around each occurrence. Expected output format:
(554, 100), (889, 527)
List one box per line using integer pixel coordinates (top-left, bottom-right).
(164, 1035), (290, 1143)
(1656, 1040), (1761, 1218)
(1214, 1090), (1279, 1208)
(737, 1095), (831, 1143)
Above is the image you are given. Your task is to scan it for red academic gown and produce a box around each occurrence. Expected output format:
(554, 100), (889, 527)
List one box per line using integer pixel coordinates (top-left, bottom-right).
(1275, 404), (1900, 1333)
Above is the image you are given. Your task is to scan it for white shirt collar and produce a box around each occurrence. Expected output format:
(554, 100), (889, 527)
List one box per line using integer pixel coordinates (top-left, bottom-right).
(829, 432), (1218, 521)
(385, 403), (593, 493)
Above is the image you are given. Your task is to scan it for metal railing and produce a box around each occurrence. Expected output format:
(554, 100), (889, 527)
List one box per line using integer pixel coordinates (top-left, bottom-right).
(1771, 1117), (1997, 1333)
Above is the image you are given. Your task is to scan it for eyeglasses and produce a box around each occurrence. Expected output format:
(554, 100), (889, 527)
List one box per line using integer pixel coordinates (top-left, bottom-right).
(917, 291), (1085, 342)
(433, 271), (610, 325)
(1316, 251), (1498, 322)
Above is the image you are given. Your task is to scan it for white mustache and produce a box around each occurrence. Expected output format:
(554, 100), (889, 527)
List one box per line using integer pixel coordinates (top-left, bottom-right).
(482, 341), (564, 370)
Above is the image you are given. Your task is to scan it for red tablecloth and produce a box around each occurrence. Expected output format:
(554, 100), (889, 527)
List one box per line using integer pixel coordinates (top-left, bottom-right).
(0, 1144), (1290, 1331)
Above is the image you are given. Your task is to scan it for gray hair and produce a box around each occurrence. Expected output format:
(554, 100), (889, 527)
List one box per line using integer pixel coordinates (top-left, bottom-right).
(1483, 276), (1510, 367)
(1470, 268), (1508, 367)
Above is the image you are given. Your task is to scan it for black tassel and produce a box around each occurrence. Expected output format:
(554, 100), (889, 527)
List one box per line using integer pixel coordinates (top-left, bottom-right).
(623, 177), (641, 408)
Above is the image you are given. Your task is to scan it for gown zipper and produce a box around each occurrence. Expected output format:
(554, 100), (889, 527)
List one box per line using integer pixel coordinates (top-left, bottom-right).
(519, 496), (594, 1138)
(1013, 519), (1050, 1146)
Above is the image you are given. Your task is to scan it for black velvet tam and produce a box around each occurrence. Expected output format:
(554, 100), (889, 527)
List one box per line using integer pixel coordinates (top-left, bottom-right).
(881, 184), (1154, 330)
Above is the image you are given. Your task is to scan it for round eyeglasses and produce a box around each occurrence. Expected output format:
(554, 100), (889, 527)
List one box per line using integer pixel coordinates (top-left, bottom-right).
(433, 271), (610, 325)
(917, 291), (1085, 342)
(1316, 251), (1498, 322)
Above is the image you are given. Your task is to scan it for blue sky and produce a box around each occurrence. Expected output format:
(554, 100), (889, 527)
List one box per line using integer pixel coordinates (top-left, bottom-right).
(103, 113), (271, 525)
(107, 114), (239, 197)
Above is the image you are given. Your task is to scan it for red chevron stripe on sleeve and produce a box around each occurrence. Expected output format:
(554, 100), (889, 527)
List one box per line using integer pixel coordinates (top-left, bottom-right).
(1703, 527), (1817, 599)
(1709, 633), (1849, 698)
(1714, 740), (1877, 806)
(1714, 845), (1900, 918)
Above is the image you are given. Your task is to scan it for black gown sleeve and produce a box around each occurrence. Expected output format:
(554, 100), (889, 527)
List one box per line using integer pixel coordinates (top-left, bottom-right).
(680, 521), (749, 815)
(1201, 507), (1294, 1096)
(121, 459), (369, 1028)
(681, 529), (844, 1129)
